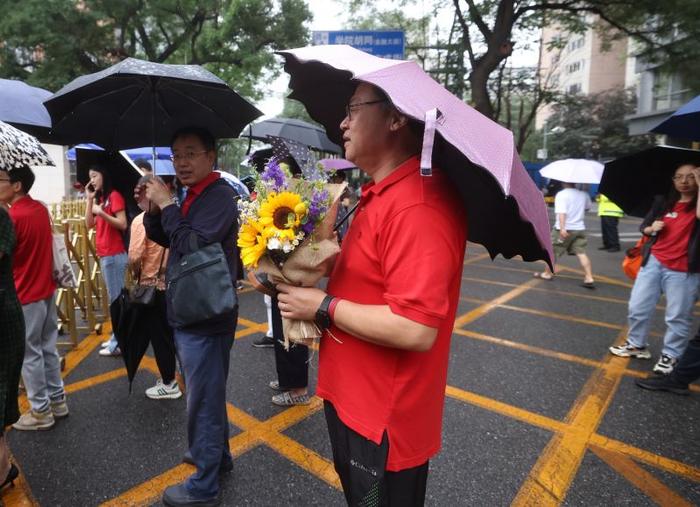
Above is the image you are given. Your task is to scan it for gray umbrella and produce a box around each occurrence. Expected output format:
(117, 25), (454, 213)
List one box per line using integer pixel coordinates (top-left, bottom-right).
(0, 121), (54, 169)
(44, 58), (262, 149)
(244, 117), (341, 153)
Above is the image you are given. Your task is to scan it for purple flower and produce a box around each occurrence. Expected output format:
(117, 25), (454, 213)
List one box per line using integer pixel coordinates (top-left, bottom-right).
(261, 158), (286, 191)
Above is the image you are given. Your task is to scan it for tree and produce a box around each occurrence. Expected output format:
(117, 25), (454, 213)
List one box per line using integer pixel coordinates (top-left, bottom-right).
(546, 88), (656, 160)
(0, 0), (311, 99)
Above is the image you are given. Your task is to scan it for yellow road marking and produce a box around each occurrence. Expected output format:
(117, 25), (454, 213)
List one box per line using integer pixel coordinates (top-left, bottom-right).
(461, 296), (623, 330)
(103, 398), (332, 506)
(512, 330), (630, 506)
(464, 252), (492, 265)
(445, 386), (567, 434)
(591, 445), (694, 506)
(590, 435), (700, 483)
(557, 265), (633, 288)
(453, 279), (541, 329)
(468, 261), (633, 288)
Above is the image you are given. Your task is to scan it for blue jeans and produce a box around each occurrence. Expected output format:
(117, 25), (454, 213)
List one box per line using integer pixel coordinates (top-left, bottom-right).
(627, 254), (700, 358)
(101, 253), (127, 352)
(175, 322), (236, 498)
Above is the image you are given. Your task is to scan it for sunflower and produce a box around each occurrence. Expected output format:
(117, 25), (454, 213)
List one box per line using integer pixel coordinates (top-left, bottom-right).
(238, 220), (267, 268)
(258, 191), (307, 241)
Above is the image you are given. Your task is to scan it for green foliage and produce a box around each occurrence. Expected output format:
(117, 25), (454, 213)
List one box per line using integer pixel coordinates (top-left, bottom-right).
(0, 0), (311, 99)
(546, 88), (656, 160)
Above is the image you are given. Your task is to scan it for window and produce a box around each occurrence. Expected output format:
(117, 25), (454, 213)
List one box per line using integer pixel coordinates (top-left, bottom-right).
(568, 83), (582, 94)
(652, 73), (690, 111)
(567, 61), (581, 73)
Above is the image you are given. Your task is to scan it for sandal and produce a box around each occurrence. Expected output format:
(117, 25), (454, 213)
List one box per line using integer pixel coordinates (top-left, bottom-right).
(533, 272), (554, 281)
(271, 391), (310, 406)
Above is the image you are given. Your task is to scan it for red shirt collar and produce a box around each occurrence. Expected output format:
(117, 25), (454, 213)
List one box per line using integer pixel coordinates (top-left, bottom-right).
(187, 171), (220, 197)
(361, 156), (420, 200)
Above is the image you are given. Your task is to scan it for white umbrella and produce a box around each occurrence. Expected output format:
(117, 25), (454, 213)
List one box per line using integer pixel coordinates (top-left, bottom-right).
(539, 159), (604, 184)
(0, 120), (54, 169)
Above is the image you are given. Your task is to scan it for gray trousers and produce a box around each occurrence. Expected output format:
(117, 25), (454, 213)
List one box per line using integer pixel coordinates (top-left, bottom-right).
(21, 294), (65, 413)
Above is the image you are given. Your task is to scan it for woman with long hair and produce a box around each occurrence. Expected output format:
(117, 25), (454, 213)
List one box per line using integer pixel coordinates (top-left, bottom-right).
(610, 163), (700, 375)
(84, 165), (128, 357)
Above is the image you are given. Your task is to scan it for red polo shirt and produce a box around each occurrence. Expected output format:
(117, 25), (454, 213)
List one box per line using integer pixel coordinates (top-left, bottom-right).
(652, 201), (697, 272)
(181, 171), (220, 216)
(9, 195), (56, 305)
(95, 190), (126, 257)
(319, 156), (468, 471)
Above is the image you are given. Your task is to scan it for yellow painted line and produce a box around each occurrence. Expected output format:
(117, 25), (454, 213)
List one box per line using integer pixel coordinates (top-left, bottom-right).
(590, 435), (700, 483)
(103, 398), (327, 506)
(557, 265), (633, 288)
(65, 368), (127, 394)
(463, 252), (492, 265)
(590, 445), (694, 506)
(63, 322), (111, 377)
(238, 317), (265, 328)
(445, 385), (567, 434)
(453, 278), (541, 329)
(234, 324), (269, 340)
(262, 430), (341, 489)
(460, 296), (623, 330)
(512, 330), (630, 506)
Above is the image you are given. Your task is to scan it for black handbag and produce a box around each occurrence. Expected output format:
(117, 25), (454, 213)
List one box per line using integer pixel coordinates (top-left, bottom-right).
(129, 249), (166, 307)
(166, 234), (235, 327)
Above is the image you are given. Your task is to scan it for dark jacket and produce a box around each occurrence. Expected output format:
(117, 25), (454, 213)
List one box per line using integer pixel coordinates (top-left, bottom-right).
(144, 178), (239, 335)
(640, 195), (700, 273)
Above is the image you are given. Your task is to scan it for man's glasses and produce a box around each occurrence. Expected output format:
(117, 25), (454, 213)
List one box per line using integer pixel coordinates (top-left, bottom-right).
(169, 150), (208, 162)
(345, 99), (387, 120)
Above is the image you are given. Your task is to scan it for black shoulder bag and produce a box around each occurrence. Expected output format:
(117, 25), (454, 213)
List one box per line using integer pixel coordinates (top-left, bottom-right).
(129, 249), (166, 307)
(166, 234), (236, 327)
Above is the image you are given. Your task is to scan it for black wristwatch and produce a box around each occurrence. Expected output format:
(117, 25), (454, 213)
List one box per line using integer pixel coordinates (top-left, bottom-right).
(315, 295), (335, 330)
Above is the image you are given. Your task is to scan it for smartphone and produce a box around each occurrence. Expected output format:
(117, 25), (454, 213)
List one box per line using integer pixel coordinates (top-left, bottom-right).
(86, 183), (95, 192)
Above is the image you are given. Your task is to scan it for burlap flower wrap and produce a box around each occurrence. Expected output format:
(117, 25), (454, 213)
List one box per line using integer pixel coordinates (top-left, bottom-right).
(254, 182), (347, 348)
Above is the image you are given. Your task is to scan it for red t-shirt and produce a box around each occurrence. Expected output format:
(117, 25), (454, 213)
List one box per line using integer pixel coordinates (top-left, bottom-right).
(181, 171), (220, 216)
(95, 190), (126, 257)
(319, 156), (468, 471)
(652, 201), (697, 272)
(9, 195), (56, 305)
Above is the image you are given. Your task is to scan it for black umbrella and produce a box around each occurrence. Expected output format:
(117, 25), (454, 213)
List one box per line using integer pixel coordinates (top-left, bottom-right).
(44, 57), (262, 149)
(110, 290), (174, 391)
(244, 117), (341, 153)
(599, 145), (700, 217)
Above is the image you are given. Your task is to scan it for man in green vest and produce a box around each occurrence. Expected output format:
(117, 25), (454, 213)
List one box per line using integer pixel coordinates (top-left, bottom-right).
(597, 194), (624, 252)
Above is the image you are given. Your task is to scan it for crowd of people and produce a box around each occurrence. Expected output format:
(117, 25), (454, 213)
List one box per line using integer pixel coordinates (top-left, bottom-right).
(1, 79), (700, 507)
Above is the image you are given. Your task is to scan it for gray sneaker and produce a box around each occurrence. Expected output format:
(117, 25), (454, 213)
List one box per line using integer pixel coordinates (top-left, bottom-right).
(50, 398), (69, 419)
(13, 409), (55, 431)
(609, 342), (652, 359)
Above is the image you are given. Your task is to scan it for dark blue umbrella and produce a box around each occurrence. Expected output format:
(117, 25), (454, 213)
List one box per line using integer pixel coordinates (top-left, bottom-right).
(0, 79), (65, 143)
(244, 117), (341, 153)
(651, 95), (700, 140)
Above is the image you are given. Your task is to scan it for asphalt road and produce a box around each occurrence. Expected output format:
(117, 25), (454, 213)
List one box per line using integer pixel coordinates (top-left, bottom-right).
(3, 212), (699, 506)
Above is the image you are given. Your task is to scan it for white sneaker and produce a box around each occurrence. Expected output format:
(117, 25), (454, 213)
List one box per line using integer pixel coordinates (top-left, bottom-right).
(609, 342), (651, 359)
(653, 354), (678, 375)
(145, 379), (182, 400)
(99, 347), (121, 357)
(100, 340), (111, 348)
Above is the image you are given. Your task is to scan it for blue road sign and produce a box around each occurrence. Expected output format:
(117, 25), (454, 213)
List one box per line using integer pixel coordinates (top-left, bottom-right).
(312, 30), (405, 60)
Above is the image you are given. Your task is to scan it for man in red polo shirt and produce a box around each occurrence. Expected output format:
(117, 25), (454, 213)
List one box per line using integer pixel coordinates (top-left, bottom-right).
(277, 82), (467, 505)
(0, 166), (68, 431)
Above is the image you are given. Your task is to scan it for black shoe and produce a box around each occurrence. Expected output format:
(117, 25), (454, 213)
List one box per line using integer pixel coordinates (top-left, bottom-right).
(163, 484), (220, 506)
(607, 247), (621, 252)
(597, 246), (610, 250)
(635, 375), (689, 395)
(1, 463), (18, 490)
(252, 335), (275, 348)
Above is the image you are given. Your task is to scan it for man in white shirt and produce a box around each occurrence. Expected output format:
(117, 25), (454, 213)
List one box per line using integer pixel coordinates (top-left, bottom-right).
(535, 182), (595, 288)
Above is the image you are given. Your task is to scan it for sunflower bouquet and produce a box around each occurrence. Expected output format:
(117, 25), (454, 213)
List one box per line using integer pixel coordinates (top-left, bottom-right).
(238, 158), (346, 347)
